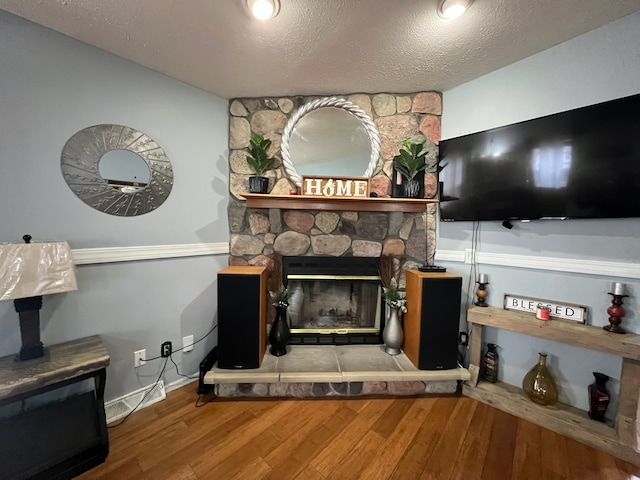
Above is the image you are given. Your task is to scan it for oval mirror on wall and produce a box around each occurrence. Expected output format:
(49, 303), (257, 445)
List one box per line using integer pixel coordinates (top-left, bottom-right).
(281, 97), (380, 187)
(61, 124), (173, 216)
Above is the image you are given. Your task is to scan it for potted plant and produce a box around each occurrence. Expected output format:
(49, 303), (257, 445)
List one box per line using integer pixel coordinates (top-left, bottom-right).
(393, 138), (429, 198)
(246, 133), (275, 194)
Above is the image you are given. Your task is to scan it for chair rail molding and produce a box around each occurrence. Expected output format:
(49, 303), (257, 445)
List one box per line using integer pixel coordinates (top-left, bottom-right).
(72, 242), (229, 265)
(436, 249), (640, 280)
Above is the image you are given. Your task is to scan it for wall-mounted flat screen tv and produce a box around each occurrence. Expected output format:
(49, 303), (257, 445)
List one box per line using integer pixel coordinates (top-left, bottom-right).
(438, 94), (640, 222)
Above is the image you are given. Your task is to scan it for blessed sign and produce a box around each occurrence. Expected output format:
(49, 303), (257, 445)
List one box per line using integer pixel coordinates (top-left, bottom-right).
(504, 294), (587, 323)
(302, 176), (370, 198)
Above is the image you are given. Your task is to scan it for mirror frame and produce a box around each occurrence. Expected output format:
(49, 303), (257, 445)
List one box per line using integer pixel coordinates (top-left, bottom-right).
(61, 124), (173, 216)
(280, 97), (381, 187)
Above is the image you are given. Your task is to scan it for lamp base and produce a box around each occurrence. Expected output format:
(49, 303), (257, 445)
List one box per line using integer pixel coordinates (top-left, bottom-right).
(17, 343), (44, 361)
(418, 264), (447, 273)
(14, 296), (45, 361)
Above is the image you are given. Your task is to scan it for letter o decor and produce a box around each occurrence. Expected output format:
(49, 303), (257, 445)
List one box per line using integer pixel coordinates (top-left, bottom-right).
(280, 97), (381, 188)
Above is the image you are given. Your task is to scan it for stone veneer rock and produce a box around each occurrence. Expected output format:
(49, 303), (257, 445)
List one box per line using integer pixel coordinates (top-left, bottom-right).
(227, 91), (442, 276)
(216, 380), (458, 398)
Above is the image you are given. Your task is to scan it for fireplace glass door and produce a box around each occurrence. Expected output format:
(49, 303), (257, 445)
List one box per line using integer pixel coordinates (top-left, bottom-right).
(286, 275), (383, 344)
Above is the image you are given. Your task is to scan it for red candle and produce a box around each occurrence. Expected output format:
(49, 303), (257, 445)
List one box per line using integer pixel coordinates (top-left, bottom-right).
(536, 306), (550, 320)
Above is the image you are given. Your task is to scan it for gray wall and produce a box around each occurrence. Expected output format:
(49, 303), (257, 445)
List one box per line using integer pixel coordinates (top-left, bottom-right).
(439, 12), (640, 415)
(0, 10), (229, 401)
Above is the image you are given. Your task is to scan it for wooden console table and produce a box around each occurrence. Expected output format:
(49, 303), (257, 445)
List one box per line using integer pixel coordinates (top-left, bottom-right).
(0, 335), (110, 479)
(463, 306), (640, 465)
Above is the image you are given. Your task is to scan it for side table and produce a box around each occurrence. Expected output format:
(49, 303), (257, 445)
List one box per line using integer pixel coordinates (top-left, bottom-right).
(0, 335), (110, 479)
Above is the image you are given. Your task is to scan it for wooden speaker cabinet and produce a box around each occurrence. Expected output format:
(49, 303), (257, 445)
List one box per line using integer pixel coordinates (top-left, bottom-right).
(217, 265), (267, 369)
(403, 270), (462, 370)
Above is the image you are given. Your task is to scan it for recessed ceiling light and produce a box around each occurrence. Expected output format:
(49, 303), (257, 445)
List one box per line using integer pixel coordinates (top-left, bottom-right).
(246, 0), (280, 20)
(438, 0), (473, 19)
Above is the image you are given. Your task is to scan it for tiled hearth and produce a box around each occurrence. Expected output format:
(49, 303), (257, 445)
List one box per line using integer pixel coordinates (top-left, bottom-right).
(204, 345), (469, 398)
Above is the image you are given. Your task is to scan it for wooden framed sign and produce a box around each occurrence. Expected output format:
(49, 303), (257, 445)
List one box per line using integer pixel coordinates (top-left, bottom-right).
(503, 293), (588, 323)
(302, 176), (370, 198)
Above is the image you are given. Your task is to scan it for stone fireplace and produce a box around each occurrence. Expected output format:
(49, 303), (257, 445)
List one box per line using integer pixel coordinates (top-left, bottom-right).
(212, 91), (468, 398)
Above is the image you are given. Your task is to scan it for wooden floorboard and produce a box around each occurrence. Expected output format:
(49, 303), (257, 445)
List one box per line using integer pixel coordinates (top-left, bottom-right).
(77, 383), (640, 480)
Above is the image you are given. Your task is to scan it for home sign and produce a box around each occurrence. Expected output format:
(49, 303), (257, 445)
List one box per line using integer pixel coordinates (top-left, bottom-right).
(302, 176), (370, 198)
(503, 293), (587, 323)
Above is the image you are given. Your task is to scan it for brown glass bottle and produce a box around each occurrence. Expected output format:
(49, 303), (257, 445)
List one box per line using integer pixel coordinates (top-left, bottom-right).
(522, 352), (559, 406)
(481, 343), (499, 383)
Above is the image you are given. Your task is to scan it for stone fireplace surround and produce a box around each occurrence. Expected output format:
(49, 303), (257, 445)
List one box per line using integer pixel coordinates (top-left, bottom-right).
(218, 91), (468, 398)
(227, 91), (442, 271)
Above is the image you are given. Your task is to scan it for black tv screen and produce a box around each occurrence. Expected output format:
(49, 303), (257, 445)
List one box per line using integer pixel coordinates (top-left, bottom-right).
(438, 94), (640, 222)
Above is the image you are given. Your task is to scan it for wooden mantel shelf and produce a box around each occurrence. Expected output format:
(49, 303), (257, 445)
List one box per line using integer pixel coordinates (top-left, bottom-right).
(241, 193), (438, 213)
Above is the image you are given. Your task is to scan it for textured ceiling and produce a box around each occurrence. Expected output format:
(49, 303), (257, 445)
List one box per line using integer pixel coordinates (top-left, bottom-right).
(1, 0), (640, 99)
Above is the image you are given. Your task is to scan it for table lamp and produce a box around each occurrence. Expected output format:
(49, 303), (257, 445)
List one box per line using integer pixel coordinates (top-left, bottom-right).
(0, 235), (78, 360)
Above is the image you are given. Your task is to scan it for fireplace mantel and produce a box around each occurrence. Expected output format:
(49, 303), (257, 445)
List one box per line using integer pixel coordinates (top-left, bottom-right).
(241, 193), (438, 213)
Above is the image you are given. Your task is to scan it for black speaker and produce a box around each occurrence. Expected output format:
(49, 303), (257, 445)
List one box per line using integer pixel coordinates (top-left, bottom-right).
(217, 266), (267, 369)
(404, 271), (462, 370)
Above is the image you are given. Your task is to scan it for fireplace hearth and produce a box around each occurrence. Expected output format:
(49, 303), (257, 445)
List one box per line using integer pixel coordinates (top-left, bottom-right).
(283, 256), (384, 345)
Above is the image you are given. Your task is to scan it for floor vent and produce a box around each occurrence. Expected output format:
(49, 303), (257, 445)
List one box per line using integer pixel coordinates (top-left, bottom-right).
(105, 380), (166, 424)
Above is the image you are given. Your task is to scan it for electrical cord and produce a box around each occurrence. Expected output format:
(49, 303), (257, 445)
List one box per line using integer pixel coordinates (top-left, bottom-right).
(108, 325), (219, 428)
(108, 356), (169, 428)
(195, 392), (217, 408)
(459, 221), (481, 367)
(169, 354), (199, 380)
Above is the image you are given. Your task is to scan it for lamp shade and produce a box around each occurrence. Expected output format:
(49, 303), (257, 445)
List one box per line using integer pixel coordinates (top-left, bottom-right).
(0, 241), (77, 301)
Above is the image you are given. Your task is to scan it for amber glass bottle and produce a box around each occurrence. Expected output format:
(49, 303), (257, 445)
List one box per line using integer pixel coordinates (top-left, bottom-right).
(481, 343), (499, 383)
(522, 352), (559, 406)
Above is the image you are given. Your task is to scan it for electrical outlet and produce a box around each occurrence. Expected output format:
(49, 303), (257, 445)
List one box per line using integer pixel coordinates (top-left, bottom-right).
(134, 349), (146, 368)
(161, 341), (172, 357)
(459, 332), (469, 346)
(183, 335), (194, 353)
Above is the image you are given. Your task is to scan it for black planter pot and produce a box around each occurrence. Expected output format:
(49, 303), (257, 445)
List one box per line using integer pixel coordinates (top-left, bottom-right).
(403, 178), (421, 198)
(249, 176), (269, 194)
(269, 306), (290, 357)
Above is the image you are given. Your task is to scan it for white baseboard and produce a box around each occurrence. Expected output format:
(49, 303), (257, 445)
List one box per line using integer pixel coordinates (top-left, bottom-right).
(105, 377), (199, 424)
(105, 380), (166, 424)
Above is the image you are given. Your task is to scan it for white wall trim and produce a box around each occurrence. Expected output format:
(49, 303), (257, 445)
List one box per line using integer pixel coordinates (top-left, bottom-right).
(72, 242), (229, 265)
(436, 249), (640, 279)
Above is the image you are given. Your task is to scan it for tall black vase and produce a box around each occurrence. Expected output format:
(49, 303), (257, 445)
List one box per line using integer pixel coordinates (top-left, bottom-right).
(269, 306), (290, 357)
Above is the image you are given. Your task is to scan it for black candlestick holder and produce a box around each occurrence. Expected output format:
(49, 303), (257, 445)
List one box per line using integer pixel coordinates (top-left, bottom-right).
(475, 281), (489, 307)
(603, 292), (628, 334)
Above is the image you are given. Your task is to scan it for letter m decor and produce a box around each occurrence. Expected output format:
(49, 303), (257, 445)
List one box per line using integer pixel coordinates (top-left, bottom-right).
(302, 176), (370, 198)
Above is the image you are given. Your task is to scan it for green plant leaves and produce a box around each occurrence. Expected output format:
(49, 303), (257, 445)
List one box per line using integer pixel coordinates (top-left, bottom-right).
(393, 138), (428, 180)
(246, 133), (275, 176)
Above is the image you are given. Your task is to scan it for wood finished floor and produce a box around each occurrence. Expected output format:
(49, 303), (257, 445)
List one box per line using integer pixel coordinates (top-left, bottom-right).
(79, 384), (640, 480)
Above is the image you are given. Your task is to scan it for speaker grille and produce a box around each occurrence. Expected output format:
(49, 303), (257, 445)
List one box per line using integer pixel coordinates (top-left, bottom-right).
(419, 276), (461, 370)
(218, 272), (262, 369)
